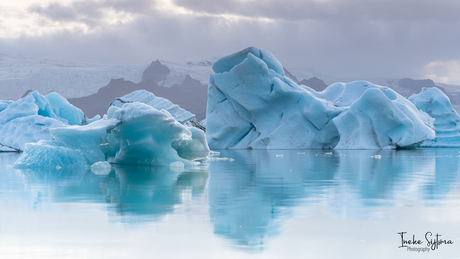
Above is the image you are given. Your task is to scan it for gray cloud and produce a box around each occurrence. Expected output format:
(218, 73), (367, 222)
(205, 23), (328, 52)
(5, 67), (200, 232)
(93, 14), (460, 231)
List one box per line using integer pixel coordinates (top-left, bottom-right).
(3, 0), (460, 83)
(28, 0), (156, 28)
(28, 1), (105, 25)
(172, 0), (460, 23)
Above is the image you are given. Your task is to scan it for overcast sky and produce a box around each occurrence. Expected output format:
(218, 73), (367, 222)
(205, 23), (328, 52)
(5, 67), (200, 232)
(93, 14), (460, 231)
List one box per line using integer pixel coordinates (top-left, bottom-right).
(1, 0), (460, 84)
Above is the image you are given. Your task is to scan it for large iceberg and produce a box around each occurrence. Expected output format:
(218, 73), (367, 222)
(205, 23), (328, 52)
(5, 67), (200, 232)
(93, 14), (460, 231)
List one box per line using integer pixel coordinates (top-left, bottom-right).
(409, 87), (460, 147)
(0, 91), (92, 152)
(14, 96), (210, 169)
(206, 47), (435, 150)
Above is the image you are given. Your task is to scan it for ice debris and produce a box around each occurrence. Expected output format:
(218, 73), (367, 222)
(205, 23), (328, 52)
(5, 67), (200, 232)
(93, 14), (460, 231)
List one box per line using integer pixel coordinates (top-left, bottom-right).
(206, 47), (436, 149)
(91, 161), (112, 175)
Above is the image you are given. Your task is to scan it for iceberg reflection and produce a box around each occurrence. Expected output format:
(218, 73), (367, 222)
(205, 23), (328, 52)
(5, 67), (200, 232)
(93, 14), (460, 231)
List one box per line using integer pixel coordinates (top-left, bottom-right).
(2, 148), (460, 252)
(14, 164), (209, 222)
(207, 149), (460, 249)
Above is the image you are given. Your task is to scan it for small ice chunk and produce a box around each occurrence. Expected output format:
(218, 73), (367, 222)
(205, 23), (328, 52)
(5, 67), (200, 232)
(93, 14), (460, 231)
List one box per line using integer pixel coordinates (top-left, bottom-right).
(209, 150), (221, 156)
(169, 161), (185, 172)
(56, 166), (61, 170)
(169, 161), (185, 168)
(91, 161), (111, 175)
(207, 157), (230, 161)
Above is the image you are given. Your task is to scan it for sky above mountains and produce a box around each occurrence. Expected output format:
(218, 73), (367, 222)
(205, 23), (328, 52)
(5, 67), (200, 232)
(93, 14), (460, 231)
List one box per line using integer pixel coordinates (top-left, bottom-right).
(1, 0), (460, 84)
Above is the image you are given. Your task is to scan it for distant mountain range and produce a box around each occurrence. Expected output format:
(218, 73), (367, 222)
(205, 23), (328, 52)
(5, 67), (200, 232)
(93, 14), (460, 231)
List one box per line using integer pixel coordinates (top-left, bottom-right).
(2, 53), (460, 121)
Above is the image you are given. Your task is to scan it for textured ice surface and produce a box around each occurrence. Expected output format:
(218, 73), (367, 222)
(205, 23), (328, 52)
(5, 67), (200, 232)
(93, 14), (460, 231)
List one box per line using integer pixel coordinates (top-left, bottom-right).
(332, 87), (435, 149)
(0, 91), (86, 151)
(174, 127), (210, 161)
(0, 100), (12, 113)
(409, 87), (460, 147)
(106, 102), (206, 166)
(0, 115), (64, 152)
(110, 90), (195, 124)
(14, 101), (210, 168)
(13, 118), (120, 168)
(207, 47), (435, 149)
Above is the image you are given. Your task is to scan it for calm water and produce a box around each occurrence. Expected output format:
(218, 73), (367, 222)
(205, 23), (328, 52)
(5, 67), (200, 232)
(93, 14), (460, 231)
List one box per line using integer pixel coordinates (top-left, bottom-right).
(1, 149), (460, 258)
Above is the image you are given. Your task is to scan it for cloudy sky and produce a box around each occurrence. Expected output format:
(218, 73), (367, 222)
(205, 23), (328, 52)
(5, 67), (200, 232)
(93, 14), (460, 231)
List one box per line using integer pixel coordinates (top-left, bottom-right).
(1, 0), (460, 84)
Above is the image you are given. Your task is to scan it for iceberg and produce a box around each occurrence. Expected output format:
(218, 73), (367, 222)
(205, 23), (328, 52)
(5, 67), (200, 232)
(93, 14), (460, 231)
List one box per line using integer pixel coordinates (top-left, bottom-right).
(14, 101), (210, 169)
(326, 83), (435, 149)
(0, 100), (13, 113)
(105, 102), (208, 166)
(110, 90), (195, 124)
(206, 47), (435, 149)
(14, 118), (120, 168)
(409, 87), (460, 147)
(0, 91), (88, 152)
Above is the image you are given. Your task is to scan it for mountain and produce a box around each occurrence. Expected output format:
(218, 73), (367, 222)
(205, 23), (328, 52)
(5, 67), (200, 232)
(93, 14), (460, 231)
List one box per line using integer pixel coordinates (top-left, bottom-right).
(298, 77), (328, 91)
(68, 59), (209, 120)
(3, 53), (460, 118)
(0, 53), (145, 100)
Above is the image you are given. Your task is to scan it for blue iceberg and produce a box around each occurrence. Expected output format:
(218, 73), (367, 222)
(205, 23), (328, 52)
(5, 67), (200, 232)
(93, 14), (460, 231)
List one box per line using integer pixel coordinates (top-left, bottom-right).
(13, 96), (210, 168)
(206, 47), (435, 149)
(409, 87), (460, 147)
(110, 90), (195, 124)
(0, 91), (94, 152)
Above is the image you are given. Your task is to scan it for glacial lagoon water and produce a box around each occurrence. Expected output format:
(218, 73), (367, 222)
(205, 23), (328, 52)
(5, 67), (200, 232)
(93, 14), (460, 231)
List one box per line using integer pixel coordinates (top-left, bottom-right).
(1, 149), (460, 258)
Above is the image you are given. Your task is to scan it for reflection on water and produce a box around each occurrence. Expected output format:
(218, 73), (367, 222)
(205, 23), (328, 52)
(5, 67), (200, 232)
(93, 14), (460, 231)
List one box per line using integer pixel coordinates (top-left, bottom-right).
(207, 149), (460, 249)
(1, 160), (209, 223)
(1, 148), (460, 257)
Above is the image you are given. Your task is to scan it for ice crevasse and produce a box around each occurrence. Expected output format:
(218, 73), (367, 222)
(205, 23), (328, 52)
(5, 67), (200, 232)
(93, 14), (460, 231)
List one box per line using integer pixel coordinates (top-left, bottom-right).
(13, 90), (210, 169)
(206, 47), (436, 149)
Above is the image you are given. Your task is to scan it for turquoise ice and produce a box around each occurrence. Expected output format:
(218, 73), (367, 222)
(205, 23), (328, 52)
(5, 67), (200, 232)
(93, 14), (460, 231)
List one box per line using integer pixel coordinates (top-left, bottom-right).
(206, 47), (435, 149)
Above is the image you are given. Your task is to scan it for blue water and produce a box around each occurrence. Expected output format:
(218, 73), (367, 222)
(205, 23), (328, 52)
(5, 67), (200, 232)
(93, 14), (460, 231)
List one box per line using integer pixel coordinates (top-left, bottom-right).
(1, 149), (460, 258)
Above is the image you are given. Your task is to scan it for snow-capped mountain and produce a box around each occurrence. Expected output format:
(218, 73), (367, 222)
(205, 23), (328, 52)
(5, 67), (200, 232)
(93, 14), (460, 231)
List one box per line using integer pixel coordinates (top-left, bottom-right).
(3, 53), (460, 119)
(0, 54), (146, 100)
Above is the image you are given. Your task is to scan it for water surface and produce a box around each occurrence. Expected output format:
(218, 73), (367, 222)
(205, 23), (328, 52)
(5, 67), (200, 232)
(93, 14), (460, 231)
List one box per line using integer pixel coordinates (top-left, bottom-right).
(1, 149), (460, 258)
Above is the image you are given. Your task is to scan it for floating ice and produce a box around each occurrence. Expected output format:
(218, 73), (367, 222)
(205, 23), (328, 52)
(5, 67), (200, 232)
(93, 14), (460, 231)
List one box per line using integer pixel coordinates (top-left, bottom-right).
(105, 102), (207, 166)
(110, 90), (195, 124)
(206, 47), (435, 149)
(14, 118), (120, 168)
(409, 87), (460, 147)
(0, 91), (88, 152)
(14, 101), (210, 168)
(169, 161), (185, 172)
(91, 161), (112, 175)
(332, 86), (435, 149)
(0, 100), (13, 113)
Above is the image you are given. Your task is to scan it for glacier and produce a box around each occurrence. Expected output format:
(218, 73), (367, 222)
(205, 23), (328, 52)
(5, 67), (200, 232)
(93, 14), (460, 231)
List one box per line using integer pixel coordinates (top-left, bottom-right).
(206, 47), (436, 150)
(409, 87), (460, 147)
(13, 95), (210, 168)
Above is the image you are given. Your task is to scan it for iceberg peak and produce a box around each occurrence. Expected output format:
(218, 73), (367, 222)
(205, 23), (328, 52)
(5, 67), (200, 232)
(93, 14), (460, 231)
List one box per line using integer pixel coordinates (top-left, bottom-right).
(212, 46), (285, 76)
